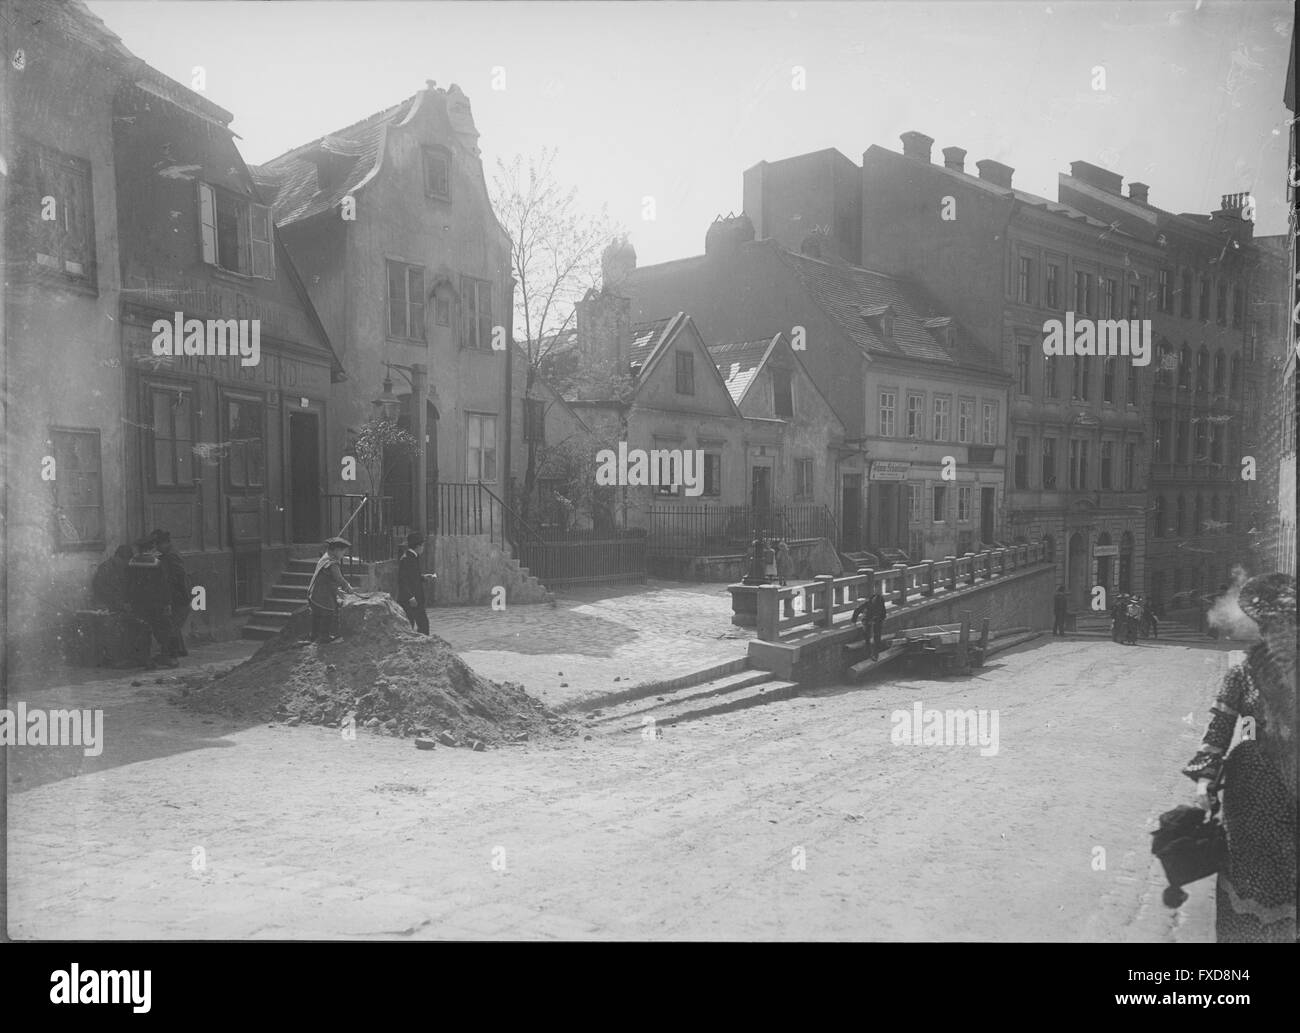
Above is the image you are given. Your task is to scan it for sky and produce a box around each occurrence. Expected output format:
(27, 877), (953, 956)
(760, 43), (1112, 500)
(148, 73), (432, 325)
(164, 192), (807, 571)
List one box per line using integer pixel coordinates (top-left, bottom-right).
(85, 0), (1296, 266)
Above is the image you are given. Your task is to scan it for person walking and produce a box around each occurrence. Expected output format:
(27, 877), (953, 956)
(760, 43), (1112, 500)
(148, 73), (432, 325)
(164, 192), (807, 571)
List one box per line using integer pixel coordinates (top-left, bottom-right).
(852, 588), (887, 661)
(1111, 595), (1126, 643)
(774, 539), (793, 586)
(1182, 573), (1296, 942)
(306, 537), (353, 643)
(153, 529), (190, 658)
(1052, 586), (1068, 636)
(126, 536), (177, 668)
(1123, 594), (1142, 645)
(397, 531), (430, 635)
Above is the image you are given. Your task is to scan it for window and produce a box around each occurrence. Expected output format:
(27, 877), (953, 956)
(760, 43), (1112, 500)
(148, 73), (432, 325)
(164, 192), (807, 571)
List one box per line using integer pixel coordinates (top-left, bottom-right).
(772, 368), (793, 418)
(957, 485), (972, 521)
(906, 393), (925, 439)
(149, 385), (195, 488)
(1100, 440), (1114, 489)
(1124, 442), (1136, 489)
(931, 396), (951, 441)
(1072, 357), (1090, 400)
(908, 482), (922, 522)
(1125, 360), (1137, 406)
(1209, 423), (1223, 465)
(1193, 494), (1203, 535)
(932, 485), (947, 522)
(1152, 495), (1165, 538)
(11, 141), (96, 286)
(1155, 419), (1171, 463)
(522, 397), (545, 443)
(224, 396), (265, 488)
(1196, 348), (1209, 393)
(1199, 278), (1211, 321)
(1014, 436), (1028, 489)
(703, 453), (722, 497)
(1101, 278), (1117, 318)
(1102, 357), (1116, 403)
(958, 398), (975, 442)
(1229, 354), (1241, 395)
(1216, 281), (1227, 326)
(1069, 438), (1089, 490)
(422, 147), (451, 200)
(1158, 269), (1171, 313)
(1043, 355), (1060, 399)
(1016, 344), (1031, 395)
(1176, 419), (1189, 463)
(980, 401), (997, 445)
(1180, 270), (1192, 317)
(1017, 256), (1034, 304)
(1213, 351), (1226, 394)
(1045, 263), (1061, 308)
(388, 261), (426, 341)
(460, 276), (492, 349)
(1231, 286), (1243, 328)
(1074, 271), (1092, 315)
(879, 390), (897, 437)
(1194, 419), (1208, 461)
(794, 458), (814, 499)
(1178, 345), (1192, 390)
(199, 182), (273, 279)
(1127, 282), (1140, 318)
(435, 296), (450, 326)
(1041, 437), (1057, 489)
(675, 351), (695, 395)
(50, 428), (104, 549)
(466, 413), (497, 482)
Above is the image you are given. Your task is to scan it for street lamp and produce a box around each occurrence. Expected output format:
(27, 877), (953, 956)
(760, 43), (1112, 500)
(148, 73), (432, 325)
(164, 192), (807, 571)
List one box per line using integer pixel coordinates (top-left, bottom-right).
(371, 361), (428, 535)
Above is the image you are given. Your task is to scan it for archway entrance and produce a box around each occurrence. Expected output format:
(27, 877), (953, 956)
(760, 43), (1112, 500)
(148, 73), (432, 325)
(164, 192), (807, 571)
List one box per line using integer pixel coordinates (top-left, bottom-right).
(1068, 532), (1088, 610)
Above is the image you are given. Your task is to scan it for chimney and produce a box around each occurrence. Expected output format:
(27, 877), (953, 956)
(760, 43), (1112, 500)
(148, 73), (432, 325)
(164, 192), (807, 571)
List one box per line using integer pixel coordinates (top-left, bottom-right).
(1069, 160), (1123, 195)
(975, 159), (1015, 189)
(600, 235), (637, 295)
(1210, 192), (1256, 241)
(1128, 182), (1149, 204)
(900, 131), (934, 163)
(576, 287), (631, 371)
(704, 212), (755, 259)
(942, 146), (967, 173)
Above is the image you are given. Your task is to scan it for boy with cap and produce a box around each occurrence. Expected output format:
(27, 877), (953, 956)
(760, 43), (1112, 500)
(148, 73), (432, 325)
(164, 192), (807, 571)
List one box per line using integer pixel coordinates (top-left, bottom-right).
(397, 531), (430, 634)
(153, 529), (190, 657)
(126, 536), (178, 668)
(307, 537), (354, 643)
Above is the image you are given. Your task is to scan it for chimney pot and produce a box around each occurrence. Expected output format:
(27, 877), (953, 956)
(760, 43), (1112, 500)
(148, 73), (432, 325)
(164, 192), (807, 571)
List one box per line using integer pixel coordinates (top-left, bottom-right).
(975, 159), (1015, 189)
(900, 131), (934, 163)
(942, 146), (967, 173)
(1128, 182), (1149, 204)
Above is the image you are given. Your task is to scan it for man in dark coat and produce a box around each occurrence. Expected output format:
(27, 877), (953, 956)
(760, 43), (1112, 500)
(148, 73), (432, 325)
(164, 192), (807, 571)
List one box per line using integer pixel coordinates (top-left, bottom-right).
(92, 545), (134, 611)
(153, 529), (190, 657)
(1052, 586), (1068, 636)
(397, 531), (430, 634)
(852, 589), (888, 661)
(126, 536), (177, 668)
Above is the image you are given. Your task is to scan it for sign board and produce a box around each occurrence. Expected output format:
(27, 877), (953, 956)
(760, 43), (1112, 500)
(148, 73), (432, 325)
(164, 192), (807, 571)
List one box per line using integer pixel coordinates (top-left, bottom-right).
(1093, 545), (1119, 557)
(870, 461), (911, 481)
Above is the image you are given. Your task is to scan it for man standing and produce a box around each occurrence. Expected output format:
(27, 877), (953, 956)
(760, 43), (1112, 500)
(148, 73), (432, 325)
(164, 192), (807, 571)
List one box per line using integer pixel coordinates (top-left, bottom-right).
(1052, 586), (1068, 636)
(154, 529), (190, 658)
(92, 545), (133, 612)
(307, 537), (353, 643)
(126, 536), (177, 669)
(398, 531), (430, 635)
(852, 588), (888, 661)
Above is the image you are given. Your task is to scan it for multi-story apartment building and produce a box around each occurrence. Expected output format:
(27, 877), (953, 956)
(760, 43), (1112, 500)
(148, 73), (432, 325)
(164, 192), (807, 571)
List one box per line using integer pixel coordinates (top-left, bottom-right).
(745, 136), (1156, 608)
(1058, 173), (1262, 606)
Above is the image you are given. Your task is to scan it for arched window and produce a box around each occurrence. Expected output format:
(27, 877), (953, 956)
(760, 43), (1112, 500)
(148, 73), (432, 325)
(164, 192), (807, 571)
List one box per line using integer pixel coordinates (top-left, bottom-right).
(1229, 354), (1241, 395)
(1153, 495), (1165, 539)
(1178, 344), (1192, 390)
(1155, 340), (1173, 387)
(1176, 494), (1187, 537)
(1213, 351), (1226, 394)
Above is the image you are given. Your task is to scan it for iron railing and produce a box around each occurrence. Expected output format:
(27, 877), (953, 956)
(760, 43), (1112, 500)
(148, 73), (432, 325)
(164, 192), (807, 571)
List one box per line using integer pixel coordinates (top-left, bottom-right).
(322, 493), (406, 564)
(647, 502), (839, 553)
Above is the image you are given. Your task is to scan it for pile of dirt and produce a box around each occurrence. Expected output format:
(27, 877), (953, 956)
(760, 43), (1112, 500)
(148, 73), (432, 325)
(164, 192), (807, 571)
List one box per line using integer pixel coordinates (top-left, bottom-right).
(180, 594), (578, 746)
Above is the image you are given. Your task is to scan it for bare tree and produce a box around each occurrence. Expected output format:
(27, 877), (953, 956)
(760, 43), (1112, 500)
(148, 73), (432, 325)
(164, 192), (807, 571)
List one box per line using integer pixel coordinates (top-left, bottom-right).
(491, 148), (618, 519)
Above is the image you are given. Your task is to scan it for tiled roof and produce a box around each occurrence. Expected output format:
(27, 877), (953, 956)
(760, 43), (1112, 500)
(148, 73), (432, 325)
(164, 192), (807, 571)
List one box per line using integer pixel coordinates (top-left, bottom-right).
(252, 94), (419, 223)
(629, 317), (674, 371)
(770, 246), (1000, 371)
(707, 337), (774, 405)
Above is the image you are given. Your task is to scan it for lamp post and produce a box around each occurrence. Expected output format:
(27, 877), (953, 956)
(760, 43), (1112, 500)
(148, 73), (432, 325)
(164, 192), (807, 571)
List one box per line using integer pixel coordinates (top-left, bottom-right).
(372, 361), (428, 535)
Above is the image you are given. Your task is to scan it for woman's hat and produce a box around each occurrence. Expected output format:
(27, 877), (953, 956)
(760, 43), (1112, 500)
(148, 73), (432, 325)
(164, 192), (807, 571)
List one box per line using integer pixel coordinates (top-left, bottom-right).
(324, 536), (351, 549)
(406, 531), (426, 547)
(1238, 573), (1296, 629)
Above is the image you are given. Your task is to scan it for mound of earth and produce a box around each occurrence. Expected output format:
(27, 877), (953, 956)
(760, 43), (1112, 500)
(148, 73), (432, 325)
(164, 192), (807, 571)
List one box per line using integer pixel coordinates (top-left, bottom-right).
(180, 593), (577, 746)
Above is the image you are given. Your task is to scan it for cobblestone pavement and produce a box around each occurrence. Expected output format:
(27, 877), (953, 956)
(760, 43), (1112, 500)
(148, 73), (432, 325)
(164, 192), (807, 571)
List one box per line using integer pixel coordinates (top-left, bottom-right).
(7, 619), (1238, 940)
(425, 579), (754, 708)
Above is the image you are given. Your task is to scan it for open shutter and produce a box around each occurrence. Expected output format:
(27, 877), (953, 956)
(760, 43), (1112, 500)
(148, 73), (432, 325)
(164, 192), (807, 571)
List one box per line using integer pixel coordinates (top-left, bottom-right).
(198, 182), (217, 265)
(250, 204), (274, 279)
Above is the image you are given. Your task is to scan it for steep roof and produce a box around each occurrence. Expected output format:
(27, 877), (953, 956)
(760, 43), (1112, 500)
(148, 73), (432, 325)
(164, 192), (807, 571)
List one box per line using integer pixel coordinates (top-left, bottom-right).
(252, 93), (420, 224)
(629, 316), (675, 371)
(707, 337), (775, 405)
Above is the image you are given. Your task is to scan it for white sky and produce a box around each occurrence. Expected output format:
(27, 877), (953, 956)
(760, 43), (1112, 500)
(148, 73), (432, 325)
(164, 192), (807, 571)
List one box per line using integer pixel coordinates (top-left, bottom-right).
(86, 0), (1296, 265)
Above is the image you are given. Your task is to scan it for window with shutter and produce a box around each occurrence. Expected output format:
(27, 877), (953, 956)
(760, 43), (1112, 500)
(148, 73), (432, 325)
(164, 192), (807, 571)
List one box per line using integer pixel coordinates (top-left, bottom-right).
(199, 182), (218, 264)
(250, 204), (274, 279)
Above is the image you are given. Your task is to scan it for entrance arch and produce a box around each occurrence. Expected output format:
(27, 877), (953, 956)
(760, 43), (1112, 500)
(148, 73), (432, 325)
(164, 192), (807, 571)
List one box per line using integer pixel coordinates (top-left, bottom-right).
(1068, 532), (1088, 610)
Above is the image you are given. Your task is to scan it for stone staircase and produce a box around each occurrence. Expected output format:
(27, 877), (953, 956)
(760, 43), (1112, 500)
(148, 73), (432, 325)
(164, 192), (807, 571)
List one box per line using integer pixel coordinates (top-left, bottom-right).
(241, 556), (368, 641)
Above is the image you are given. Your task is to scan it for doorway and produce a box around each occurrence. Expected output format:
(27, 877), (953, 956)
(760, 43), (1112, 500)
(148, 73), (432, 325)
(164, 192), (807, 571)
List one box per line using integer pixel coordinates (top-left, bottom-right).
(1068, 532), (1088, 610)
(751, 464), (772, 531)
(288, 411), (321, 543)
(841, 473), (862, 551)
(980, 487), (995, 545)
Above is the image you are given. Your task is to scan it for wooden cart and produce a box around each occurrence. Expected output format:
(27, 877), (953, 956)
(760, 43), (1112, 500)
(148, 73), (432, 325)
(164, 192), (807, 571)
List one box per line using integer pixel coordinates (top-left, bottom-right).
(849, 611), (991, 678)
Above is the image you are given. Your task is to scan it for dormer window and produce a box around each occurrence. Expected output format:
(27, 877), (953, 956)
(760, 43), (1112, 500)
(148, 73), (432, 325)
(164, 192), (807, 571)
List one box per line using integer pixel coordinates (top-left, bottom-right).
(423, 147), (451, 201)
(199, 182), (274, 279)
(860, 304), (895, 343)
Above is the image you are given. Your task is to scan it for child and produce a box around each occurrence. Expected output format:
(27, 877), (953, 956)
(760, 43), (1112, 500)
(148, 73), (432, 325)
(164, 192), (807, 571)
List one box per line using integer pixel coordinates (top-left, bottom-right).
(307, 537), (353, 643)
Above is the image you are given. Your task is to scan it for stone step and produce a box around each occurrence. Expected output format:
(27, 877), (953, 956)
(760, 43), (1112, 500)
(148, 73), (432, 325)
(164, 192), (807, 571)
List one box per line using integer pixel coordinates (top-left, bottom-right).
(556, 657), (750, 714)
(638, 677), (800, 730)
(586, 669), (780, 728)
(266, 589), (308, 602)
(241, 623), (283, 640)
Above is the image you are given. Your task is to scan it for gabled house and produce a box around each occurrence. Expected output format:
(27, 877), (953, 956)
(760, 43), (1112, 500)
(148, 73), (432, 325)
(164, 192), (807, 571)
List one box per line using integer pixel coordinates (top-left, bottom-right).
(254, 81), (513, 536)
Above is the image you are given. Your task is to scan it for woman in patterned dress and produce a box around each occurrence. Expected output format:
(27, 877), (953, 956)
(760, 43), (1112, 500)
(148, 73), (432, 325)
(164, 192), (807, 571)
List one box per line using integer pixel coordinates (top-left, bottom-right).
(1182, 573), (1296, 942)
